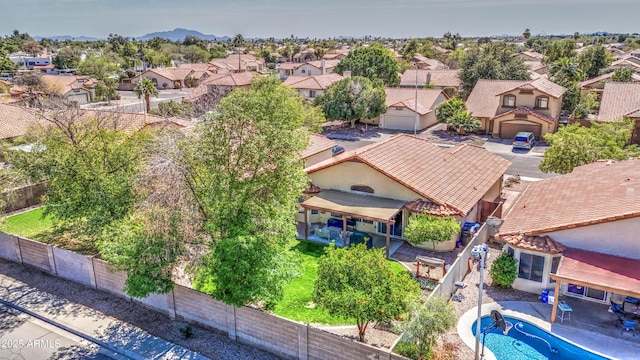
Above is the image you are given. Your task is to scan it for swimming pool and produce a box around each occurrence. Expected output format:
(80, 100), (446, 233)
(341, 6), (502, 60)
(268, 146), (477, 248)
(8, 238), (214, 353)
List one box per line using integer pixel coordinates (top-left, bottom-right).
(472, 316), (611, 360)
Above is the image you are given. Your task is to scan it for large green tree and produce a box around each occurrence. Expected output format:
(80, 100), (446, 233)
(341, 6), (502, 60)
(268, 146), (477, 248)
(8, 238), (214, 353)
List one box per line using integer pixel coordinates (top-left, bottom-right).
(315, 76), (386, 128)
(76, 55), (121, 104)
(543, 39), (576, 64)
(459, 43), (530, 96)
(313, 244), (420, 342)
(539, 119), (640, 174)
(577, 45), (612, 79)
(53, 46), (81, 69)
(333, 43), (400, 86)
(404, 214), (460, 251)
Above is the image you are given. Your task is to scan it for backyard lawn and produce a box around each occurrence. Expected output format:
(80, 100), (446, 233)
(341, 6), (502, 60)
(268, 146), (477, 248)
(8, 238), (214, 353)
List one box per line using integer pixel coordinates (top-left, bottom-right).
(0, 207), (53, 239)
(273, 239), (408, 325)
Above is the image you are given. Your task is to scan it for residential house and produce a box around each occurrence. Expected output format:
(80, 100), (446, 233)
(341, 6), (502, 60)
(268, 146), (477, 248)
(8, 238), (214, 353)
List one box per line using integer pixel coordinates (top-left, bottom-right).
(409, 54), (449, 70)
(283, 73), (344, 99)
(610, 55), (640, 73)
(278, 59), (340, 80)
(518, 51), (544, 62)
(176, 63), (217, 87)
(495, 159), (640, 323)
(523, 61), (548, 78)
(322, 49), (350, 61)
(9, 50), (54, 69)
(399, 69), (461, 94)
(300, 134), (510, 256)
(292, 48), (317, 63)
(208, 54), (265, 73)
(579, 71), (640, 96)
(41, 74), (96, 104)
(0, 103), (43, 140)
(466, 78), (567, 139)
(597, 82), (640, 143)
(137, 68), (194, 90)
(182, 72), (257, 105)
(362, 88), (448, 131)
(301, 134), (337, 168)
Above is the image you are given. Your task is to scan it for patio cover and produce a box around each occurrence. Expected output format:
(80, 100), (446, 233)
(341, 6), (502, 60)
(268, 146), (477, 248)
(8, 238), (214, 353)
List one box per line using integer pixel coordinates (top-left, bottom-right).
(549, 247), (640, 322)
(300, 189), (406, 223)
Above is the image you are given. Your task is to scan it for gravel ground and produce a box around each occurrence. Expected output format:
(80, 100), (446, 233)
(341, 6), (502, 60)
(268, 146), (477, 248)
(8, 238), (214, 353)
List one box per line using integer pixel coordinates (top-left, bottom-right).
(0, 259), (280, 360)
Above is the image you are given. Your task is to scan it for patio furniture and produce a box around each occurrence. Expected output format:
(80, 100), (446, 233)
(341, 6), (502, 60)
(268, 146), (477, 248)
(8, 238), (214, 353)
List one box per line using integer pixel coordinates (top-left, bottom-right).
(557, 301), (573, 323)
(611, 302), (625, 324)
(621, 319), (636, 336)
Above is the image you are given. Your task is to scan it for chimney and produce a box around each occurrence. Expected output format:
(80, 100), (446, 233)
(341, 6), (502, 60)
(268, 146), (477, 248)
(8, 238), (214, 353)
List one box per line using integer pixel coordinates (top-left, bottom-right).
(343, 71), (351, 78)
(321, 59), (326, 75)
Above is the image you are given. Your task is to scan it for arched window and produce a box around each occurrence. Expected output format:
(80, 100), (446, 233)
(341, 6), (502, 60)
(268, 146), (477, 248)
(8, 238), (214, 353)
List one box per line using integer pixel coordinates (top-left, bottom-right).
(351, 185), (374, 194)
(502, 94), (516, 107)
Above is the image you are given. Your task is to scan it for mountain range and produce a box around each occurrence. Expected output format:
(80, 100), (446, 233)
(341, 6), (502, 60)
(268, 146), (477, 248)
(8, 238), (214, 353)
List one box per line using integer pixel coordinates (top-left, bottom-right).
(34, 28), (230, 42)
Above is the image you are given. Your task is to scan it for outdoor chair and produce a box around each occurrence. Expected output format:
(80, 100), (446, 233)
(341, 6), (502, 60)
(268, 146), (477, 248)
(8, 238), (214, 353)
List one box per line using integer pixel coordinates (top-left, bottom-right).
(621, 319), (636, 336)
(557, 301), (572, 323)
(611, 302), (625, 324)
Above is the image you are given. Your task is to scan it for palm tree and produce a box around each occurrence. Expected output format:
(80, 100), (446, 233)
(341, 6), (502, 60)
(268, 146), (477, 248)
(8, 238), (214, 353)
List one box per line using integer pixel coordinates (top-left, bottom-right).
(134, 77), (158, 114)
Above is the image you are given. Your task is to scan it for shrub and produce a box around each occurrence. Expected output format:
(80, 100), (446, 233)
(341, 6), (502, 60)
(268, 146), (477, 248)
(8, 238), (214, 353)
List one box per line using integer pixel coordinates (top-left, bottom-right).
(489, 252), (518, 287)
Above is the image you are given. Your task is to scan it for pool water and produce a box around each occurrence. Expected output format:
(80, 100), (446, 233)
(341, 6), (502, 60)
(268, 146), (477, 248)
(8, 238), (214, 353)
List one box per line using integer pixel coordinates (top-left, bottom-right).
(472, 316), (610, 360)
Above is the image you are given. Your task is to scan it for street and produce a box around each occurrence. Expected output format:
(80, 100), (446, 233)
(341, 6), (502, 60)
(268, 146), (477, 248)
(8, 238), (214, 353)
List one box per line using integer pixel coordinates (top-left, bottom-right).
(81, 89), (191, 114)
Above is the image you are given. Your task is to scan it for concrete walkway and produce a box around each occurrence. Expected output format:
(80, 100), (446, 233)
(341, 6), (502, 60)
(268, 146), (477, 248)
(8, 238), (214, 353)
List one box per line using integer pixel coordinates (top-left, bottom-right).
(0, 273), (210, 360)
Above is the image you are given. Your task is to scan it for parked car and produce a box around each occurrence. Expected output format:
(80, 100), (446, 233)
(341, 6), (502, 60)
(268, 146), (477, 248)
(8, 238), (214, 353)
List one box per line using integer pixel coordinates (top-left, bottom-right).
(332, 145), (345, 156)
(512, 131), (536, 150)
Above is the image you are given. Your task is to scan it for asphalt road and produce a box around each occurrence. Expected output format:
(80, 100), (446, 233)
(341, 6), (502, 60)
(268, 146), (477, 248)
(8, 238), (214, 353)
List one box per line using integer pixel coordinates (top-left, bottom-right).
(81, 89), (191, 114)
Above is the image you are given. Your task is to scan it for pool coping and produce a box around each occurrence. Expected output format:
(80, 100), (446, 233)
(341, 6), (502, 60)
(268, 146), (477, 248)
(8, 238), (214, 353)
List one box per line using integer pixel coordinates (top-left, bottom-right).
(457, 301), (615, 360)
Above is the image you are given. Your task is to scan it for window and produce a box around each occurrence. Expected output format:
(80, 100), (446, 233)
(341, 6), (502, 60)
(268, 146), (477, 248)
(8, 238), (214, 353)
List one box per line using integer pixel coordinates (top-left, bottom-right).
(309, 90), (316, 98)
(311, 209), (319, 215)
(502, 95), (516, 107)
(507, 246), (514, 257)
(395, 107), (404, 111)
(567, 284), (608, 302)
(549, 256), (561, 283)
(351, 185), (374, 194)
(301, 69), (306, 74)
(535, 96), (549, 109)
(518, 252), (545, 282)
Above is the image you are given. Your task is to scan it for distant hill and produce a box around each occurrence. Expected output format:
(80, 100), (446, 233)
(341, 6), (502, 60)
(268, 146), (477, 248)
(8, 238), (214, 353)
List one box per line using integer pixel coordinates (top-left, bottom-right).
(34, 35), (100, 42)
(136, 28), (229, 42)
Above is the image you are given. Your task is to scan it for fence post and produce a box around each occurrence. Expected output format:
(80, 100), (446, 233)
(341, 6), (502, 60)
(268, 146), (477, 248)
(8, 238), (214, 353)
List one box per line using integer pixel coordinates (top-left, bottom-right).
(297, 323), (309, 360)
(46, 244), (57, 275)
(88, 256), (98, 288)
(226, 304), (237, 340)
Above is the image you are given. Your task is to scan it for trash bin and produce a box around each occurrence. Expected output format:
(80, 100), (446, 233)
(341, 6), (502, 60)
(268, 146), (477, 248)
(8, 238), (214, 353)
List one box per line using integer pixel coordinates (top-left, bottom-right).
(541, 289), (549, 303)
(461, 222), (480, 245)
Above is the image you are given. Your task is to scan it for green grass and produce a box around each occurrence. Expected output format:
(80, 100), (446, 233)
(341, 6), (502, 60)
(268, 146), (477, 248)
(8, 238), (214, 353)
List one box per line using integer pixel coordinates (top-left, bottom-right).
(273, 239), (408, 325)
(0, 207), (54, 239)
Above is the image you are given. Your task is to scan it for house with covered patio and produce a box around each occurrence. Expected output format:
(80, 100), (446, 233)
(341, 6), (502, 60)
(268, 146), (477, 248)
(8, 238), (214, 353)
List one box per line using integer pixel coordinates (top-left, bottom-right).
(496, 158), (640, 323)
(298, 134), (511, 257)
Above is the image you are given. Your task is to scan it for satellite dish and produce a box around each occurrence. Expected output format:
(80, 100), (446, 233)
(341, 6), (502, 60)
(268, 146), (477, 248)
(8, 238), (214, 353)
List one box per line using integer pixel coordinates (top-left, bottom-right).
(491, 310), (506, 332)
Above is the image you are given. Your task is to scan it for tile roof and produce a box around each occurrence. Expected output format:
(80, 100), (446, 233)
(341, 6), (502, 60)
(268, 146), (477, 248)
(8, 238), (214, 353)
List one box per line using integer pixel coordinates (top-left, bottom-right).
(501, 234), (565, 254)
(399, 69), (461, 88)
(384, 88), (446, 115)
(201, 72), (257, 87)
(306, 134), (511, 215)
(404, 200), (460, 216)
(597, 82), (640, 121)
(520, 51), (544, 60)
(41, 74), (96, 94)
(499, 159), (640, 236)
(491, 107), (556, 123)
(580, 72), (640, 89)
(283, 74), (344, 90)
(466, 79), (566, 119)
(410, 55), (449, 70)
(0, 104), (43, 139)
(301, 133), (337, 159)
(144, 68), (193, 81)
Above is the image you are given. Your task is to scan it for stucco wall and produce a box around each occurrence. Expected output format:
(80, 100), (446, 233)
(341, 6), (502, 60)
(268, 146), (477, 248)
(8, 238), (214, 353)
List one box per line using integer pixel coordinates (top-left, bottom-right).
(308, 162), (422, 202)
(544, 217), (640, 259)
(304, 149), (332, 168)
(497, 90), (562, 119)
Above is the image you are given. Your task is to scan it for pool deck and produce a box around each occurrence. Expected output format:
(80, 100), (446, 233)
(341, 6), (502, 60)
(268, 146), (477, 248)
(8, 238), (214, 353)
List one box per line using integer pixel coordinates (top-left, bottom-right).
(458, 301), (640, 360)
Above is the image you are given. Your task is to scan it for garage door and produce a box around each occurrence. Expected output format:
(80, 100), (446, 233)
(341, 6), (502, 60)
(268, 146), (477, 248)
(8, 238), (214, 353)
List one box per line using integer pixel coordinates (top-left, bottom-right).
(382, 113), (415, 131)
(499, 122), (542, 139)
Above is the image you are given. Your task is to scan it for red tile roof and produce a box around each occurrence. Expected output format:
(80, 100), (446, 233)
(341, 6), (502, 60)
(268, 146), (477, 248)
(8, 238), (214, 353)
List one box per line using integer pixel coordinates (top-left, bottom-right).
(0, 104), (43, 139)
(144, 68), (193, 82)
(41, 74), (96, 94)
(384, 88), (446, 115)
(283, 74), (343, 90)
(466, 78), (566, 119)
(500, 159), (640, 236)
(491, 107), (555, 123)
(501, 234), (565, 254)
(306, 134), (511, 215)
(598, 82), (640, 121)
(301, 134), (337, 159)
(399, 69), (461, 88)
(404, 200), (460, 216)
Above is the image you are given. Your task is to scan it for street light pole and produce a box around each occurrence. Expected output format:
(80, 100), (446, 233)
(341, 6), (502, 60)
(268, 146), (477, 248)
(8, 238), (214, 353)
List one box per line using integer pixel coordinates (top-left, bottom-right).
(414, 65), (418, 135)
(474, 248), (487, 360)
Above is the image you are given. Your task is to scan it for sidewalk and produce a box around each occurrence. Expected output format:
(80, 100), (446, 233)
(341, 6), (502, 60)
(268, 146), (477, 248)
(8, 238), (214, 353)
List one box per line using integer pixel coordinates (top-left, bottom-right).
(0, 271), (209, 360)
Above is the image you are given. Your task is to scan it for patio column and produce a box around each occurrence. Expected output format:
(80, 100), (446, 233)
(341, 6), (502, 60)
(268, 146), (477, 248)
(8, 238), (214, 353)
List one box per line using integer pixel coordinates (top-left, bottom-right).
(550, 280), (561, 323)
(343, 216), (348, 246)
(304, 209), (309, 240)
(385, 220), (391, 258)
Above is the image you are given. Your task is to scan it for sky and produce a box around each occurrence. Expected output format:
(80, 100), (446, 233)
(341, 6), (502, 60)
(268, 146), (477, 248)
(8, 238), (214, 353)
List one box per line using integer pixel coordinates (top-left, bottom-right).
(1, 0), (639, 40)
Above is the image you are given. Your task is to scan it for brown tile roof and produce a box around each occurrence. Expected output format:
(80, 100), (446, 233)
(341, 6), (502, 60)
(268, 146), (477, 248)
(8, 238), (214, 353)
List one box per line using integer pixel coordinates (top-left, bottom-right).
(598, 82), (640, 121)
(384, 88), (446, 115)
(520, 51), (544, 60)
(611, 58), (640, 70)
(144, 68), (193, 82)
(283, 74), (344, 90)
(399, 69), (461, 88)
(501, 234), (565, 254)
(301, 134), (337, 159)
(499, 159), (640, 236)
(491, 107), (555, 123)
(0, 104), (43, 139)
(466, 79), (566, 119)
(183, 72), (258, 102)
(410, 55), (449, 70)
(303, 182), (322, 194)
(306, 134), (511, 215)
(404, 199), (459, 216)
(41, 74), (96, 94)
(523, 61), (547, 73)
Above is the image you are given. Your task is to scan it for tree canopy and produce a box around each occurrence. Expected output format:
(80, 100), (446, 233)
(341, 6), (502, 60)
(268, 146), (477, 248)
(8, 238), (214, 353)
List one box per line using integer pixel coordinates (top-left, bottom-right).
(315, 76), (386, 128)
(459, 43), (530, 97)
(333, 43), (400, 86)
(539, 119), (640, 174)
(313, 244), (420, 342)
(404, 214), (460, 251)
